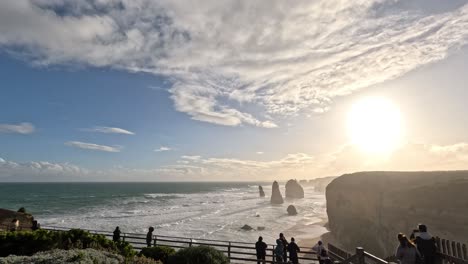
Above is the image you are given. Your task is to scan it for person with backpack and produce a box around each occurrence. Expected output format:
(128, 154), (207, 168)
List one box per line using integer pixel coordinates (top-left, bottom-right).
(113, 226), (121, 242)
(255, 236), (267, 264)
(320, 248), (332, 264)
(275, 239), (284, 263)
(312, 240), (325, 264)
(413, 224), (437, 264)
(279, 233), (289, 262)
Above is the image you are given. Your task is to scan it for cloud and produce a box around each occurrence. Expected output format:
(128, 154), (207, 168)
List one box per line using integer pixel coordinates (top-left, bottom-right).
(154, 146), (171, 152)
(83, 126), (135, 135)
(0, 122), (35, 134)
(0, 157), (88, 181)
(65, 141), (121, 152)
(2, 1), (467, 127)
(256, 152), (264, 155)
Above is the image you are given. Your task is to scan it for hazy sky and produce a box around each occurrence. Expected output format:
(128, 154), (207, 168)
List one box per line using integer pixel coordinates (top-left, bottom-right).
(1, 0), (468, 181)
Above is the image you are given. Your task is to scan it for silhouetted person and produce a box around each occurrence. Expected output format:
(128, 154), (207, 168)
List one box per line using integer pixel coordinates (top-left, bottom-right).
(288, 237), (301, 264)
(255, 236), (267, 264)
(32, 220), (40, 231)
(275, 239), (284, 263)
(313, 240), (325, 264)
(413, 225), (437, 264)
(396, 234), (421, 264)
(146, 226), (154, 247)
(113, 226), (121, 242)
(279, 233), (288, 261)
(320, 248), (332, 264)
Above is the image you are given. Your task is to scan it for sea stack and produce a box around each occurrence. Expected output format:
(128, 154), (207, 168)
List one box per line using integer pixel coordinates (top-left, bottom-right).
(270, 181), (284, 204)
(285, 179), (304, 199)
(287, 205), (298, 215)
(259, 186), (265, 197)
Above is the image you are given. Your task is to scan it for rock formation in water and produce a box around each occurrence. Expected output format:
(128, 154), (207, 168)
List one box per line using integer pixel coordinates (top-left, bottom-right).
(287, 205), (298, 215)
(326, 171), (468, 257)
(259, 186), (265, 197)
(285, 179), (304, 199)
(241, 224), (254, 231)
(270, 181), (284, 204)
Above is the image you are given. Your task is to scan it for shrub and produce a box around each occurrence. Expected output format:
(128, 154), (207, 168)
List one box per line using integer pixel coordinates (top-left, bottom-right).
(140, 246), (175, 263)
(0, 248), (123, 264)
(0, 229), (135, 258)
(131, 255), (163, 264)
(17, 207), (26, 213)
(168, 246), (229, 264)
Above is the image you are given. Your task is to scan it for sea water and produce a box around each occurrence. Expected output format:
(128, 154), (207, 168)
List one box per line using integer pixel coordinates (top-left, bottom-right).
(0, 182), (326, 245)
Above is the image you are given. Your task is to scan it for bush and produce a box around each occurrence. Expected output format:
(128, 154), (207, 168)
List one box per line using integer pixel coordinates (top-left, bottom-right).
(17, 207), (26, 213)
(140, 246), (175, 263)
(168, 246), (229, 264)
(0, 229), (135, 258)
(0, 248), (123, 264)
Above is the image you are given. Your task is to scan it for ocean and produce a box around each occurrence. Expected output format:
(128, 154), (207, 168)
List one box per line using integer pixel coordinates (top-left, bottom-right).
(0, 182), (327, 245)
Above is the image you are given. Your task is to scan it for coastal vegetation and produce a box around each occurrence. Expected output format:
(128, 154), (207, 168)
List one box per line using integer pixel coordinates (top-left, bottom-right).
(0, 229), (229, 264)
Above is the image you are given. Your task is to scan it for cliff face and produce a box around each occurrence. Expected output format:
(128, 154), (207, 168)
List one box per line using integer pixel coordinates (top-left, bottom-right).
(326, 171), (468, 257)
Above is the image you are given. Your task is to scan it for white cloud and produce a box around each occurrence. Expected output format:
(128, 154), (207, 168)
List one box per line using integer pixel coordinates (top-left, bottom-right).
(0, 158), (88, 181)
(83, 126), (135, 135)
(256, 152), (264, 155)
(181, 155), (202, 161)
(65, 141), (121, 152)
(2, 1), (467, 127)
(0, 122), (35, 134)
(154, 146), (171, 152)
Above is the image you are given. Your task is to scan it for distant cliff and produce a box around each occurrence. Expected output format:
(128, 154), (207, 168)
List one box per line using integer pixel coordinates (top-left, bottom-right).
(326, 171), (468, 257)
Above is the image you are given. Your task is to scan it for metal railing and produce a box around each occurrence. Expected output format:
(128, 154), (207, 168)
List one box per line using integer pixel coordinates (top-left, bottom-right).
(41, 226), (319, 264)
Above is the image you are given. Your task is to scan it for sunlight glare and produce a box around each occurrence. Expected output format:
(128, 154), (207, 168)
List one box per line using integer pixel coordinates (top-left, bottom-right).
(347, 97), (403, 154)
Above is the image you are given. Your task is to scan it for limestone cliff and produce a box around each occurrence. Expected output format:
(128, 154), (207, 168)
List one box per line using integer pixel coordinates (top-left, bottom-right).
(326, 171), (468, 257)
(285, 179), (304, 198)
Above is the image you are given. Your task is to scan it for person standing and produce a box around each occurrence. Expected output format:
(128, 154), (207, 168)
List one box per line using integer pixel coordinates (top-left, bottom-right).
(255, 236), (267, 264)
(146, 226), (154, 247)
(396, 234), (421, 264)
(288, 237), (301, 264)
(279, 233), (289, 262)
(113, 226), (121, 242)
(313, 240), (325, 264)
(414, 224), (437, 264)
(275, 239), (284, 263)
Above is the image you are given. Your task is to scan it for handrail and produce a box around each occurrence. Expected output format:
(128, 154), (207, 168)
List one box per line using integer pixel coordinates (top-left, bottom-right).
(39, 226), (319, 263)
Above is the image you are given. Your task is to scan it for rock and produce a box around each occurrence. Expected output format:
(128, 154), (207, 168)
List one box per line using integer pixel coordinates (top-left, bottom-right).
(240, 224), (254, 231)
(0, 208), (35, 231)
(285, 179), (304, 199)
(326, 171), (468, 257)
(259, 186), (265, 197)
(270, 181), (284, 204)
(287, 205), (298, 215)
(257, 226), (265, 231)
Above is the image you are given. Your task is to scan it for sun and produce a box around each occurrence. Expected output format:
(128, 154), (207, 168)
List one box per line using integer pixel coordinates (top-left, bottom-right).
(347, 97), (403, 154)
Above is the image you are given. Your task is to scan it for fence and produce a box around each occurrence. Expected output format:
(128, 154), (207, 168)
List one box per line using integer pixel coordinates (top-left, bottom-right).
(328, 245), (389, 264)
(41, 226), (319, 264)
(435, 237), (468, 264)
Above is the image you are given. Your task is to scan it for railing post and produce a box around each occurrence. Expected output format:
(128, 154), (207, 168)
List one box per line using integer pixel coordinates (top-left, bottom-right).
(189, 239), (193, 247)
(462, 244), (467, 260)
(154, 235), (157, 246)
(452, 241), (456, 257)
(356, 247), (365, 264)
(456, 243), (462, 259)
(122, 233), (126, 242)
(228, 242), (231, 259)
(272, 245), (276, 263)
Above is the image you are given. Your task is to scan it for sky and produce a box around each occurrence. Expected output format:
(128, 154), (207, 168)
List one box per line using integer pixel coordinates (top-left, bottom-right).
(1, 0), (468, 181)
